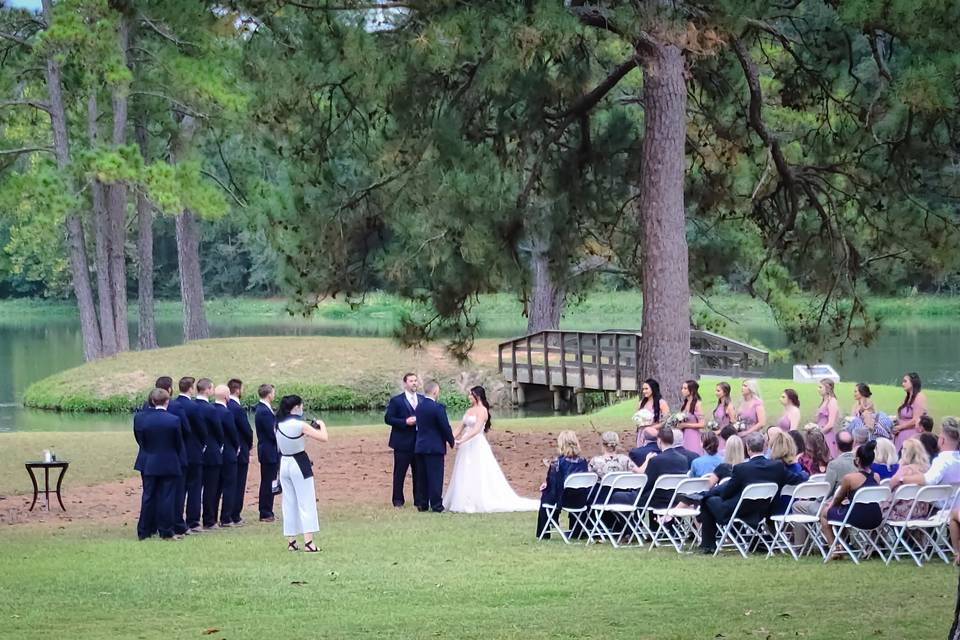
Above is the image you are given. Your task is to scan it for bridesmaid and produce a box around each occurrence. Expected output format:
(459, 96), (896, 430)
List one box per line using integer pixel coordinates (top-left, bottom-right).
(713, 382), (736, 430)
(894, 372), (927, 450)
(679, 380), (705, 455)
(737, 379), (766, 434)
(776, 388), (801, 431)
(636, 378), (670, 447)
(816, 379), (840, 458)
(851, 383), (872, 421)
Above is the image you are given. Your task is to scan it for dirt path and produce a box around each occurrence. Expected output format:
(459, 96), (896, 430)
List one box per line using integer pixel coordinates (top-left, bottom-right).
(1, 429), (630, 528)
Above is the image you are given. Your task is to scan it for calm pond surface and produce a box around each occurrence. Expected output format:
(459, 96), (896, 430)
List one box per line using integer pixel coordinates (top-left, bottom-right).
(1, 315), (958, 432)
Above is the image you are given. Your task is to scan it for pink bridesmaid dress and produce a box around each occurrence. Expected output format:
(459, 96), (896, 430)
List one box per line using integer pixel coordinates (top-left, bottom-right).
(738, 398), (760, 430)
(776, 413), (792, 431)
(714, 403), (731, 430)
(895, 404), (918, 451)
(817, 403), (837, 458)
(681, 407), (705, 455)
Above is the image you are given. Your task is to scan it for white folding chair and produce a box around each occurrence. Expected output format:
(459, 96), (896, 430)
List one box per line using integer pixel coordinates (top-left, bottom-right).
(885, 484), (955, 566)
(808, 473), (826, 483)
(588, 473), (648, 547)
(649, 477), (713, 552)
(766, 481), (831, 560)
(879, 478), (892, 488)
(538, 472), (597, 544)
(875, 484), (920, 561)
(633, 474), (689, 542)
(714, 482), (779, 558)
(583, 471), (633, 533)
(824, 485), (891, 564)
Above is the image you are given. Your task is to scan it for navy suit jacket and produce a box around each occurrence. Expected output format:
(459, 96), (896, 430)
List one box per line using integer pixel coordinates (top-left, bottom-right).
(639, 448), (691, 508)
(228, 398), (254, 463)
(413, 397), (455, 455)
(255, 402), (279, 465)
(170, 395), (206, 465)
(166, 396), (194, 466)
(135, 408), (184, 477)
(195, 398), (223, 466)
(215, 402), (240, 464)
(385, 392), (425, 452)
(715, 455), (807, 522)
(675, 446), (699, 465)
(629, 441), (660, 466)
(133, 407), (149, 472)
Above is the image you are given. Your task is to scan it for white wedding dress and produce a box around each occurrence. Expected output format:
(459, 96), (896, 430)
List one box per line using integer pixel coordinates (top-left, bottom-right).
(443, 415), (540, 513)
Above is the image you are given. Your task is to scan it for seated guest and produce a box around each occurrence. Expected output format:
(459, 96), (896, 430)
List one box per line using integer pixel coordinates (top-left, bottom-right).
(789, 430), (806, 463)
(799, 429), (830, 475)
(135, 388), (185, 541)
(895, 418), (960, 496)
(765, 426), (783, 457)
(887, 439), (932, 520)
(718, 425), (738, 453)
(823, 431), (857, 495)
(821, 441), (883, 560)
(769, 430), (809, 514)
(588, 431), (634, 478)
(690, 431), (723, 478)
(698, 432), (806, 553)
(871, 437), (899, 479)
(919, 415), (934, 433)
(629, 427), (660, 466)
(852, 426), (871, 452)
(709, 434), (745, 486)
(536, 431), (589, 539)
(617, 426), (690, 510)
(672, 428), (699, 465)
(917, 431), (940, 461)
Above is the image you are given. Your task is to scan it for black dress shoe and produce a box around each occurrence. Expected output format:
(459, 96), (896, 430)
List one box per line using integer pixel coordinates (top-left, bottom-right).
(259, 516), (275, 523)
(393, 502), (404, 508)
(700, 547), (716, 555)
(432, 507), (445, 514)
(416, 506), (428, 512)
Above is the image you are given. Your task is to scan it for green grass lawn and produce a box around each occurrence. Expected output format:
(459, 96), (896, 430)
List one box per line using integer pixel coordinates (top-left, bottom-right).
(0, 509), (954, 640)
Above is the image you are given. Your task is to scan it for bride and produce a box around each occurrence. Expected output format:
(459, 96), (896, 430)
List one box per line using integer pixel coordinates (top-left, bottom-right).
(443, 386), (539, 513)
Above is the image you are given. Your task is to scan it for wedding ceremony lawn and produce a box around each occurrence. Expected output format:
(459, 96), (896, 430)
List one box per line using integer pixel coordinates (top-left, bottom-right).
(0, 507), (953, 640)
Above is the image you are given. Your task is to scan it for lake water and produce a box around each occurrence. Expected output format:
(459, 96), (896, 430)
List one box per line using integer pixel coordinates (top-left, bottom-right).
(1, 315), (958, 432)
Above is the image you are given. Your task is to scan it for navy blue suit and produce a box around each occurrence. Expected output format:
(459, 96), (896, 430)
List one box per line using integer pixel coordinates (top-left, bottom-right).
(135, 408), (184, 539)
(170, 394), (206, 529)
(195, 397), (224, 528)
(413, 397), (455, 512)
(215, 402), (240, 525)
(699, 455), (807, 551)
(133, 407), (152, 538)
(228, 397), (254, 523)
(165, 396), (193, 535)
(385, 392), (425, 506)
(255, 401), (279, 519)
(628, 441), (660, 466)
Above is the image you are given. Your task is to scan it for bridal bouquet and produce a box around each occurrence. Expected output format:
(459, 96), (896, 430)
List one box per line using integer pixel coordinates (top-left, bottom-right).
(706, 419), (719, 432)
(633, 408), (655, 428)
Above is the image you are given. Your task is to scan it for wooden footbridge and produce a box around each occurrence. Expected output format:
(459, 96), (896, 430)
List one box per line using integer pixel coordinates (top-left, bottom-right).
(497, 329), (769, 413)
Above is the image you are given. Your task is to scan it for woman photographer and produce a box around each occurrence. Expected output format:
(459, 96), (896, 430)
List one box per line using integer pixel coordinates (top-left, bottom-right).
(276, 394), (328, 552)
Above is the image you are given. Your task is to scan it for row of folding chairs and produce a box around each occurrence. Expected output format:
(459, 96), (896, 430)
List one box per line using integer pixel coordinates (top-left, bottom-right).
(539, 471), (957, 566)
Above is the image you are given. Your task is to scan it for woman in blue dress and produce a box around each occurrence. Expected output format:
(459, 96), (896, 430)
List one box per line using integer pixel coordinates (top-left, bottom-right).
(536, 431), (589, 539)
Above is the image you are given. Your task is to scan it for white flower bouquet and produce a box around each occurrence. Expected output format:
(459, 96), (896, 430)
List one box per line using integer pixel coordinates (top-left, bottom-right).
(633, 408), (655, 428)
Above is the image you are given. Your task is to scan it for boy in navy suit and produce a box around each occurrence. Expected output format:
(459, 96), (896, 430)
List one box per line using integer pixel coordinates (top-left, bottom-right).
(135, 388), (185, 540)
(227, 378), (254, 525)
(384, 373), (425, 507)
(413, 380), (455, 512)
(254, 384), (279, 521)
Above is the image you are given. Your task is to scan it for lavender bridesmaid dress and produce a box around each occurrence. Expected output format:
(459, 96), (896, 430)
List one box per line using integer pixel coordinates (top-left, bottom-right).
(776, 413), (792, 431)
(681, 407), (705, 455)
(738, 399), (760, 431)
(713, 403), (731, 430)
(817, 403), (837, 458)
(895, 405), (918, 451)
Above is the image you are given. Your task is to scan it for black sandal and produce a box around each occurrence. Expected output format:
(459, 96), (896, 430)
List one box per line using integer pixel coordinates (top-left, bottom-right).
(287, 540), (299, 552)
(304, 541), (320, 553)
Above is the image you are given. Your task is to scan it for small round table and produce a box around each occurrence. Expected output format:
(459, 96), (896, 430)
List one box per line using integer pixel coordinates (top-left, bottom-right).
(25, 461), (69, 512)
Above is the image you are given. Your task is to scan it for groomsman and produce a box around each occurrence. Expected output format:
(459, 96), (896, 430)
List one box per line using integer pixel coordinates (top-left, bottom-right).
(195, 378), (224, 530)
(171, 376), (207, 533)
(227, 378), (254, 525)
(153, 376), (191, 536)
(255, 384), (279, 522)
(135, 388), (185, 540)
(133, 394), (154, 539)
(384, 373), (424, 508)
(214, 384), (241, 527)
(413, 380), (455, 513)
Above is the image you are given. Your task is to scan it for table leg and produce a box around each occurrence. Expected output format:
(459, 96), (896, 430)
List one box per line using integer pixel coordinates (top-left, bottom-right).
(44, 467), (50, 511)
(55, 466), (67, 511)
(26, 466), (39, 511)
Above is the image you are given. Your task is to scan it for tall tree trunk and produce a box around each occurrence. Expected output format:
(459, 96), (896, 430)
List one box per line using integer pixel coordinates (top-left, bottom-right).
(42, 0), (102, 361)
(106, 14), (131, 352)
(635, 39), (690, 407)
(170, 115), (209, 341)
(88, 93), (119, 356)
(527, 249), (564, 333)
(135, 120), (157, 350)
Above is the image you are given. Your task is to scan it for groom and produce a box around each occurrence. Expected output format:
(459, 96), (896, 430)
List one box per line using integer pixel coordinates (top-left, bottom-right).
(413, 380), (455, 512)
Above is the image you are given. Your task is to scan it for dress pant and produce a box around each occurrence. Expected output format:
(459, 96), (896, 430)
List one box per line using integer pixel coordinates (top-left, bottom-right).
(414, 453), (444, 512)
(141, 474), (178, 539)
(137, 472), (156, 539)
(699, 496), (734, 550)
(202, 464), (222, 528)
(173, 467), (188, 535)
(232, 460), (248, 523)
(258, 461), (279, 519)
(219, 461), (238, 525)
(392, 450), (419, 507)
(184, 463), (203, 529)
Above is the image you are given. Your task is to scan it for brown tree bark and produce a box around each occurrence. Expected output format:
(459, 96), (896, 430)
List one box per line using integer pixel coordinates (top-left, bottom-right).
(42, 0), (102, 361)
(88, 94), (119, 357)
(634, 39), (690, 408)
(169, 114), (210, 341)
(526, 249), (564, 334)
(134, 120), (157, 350)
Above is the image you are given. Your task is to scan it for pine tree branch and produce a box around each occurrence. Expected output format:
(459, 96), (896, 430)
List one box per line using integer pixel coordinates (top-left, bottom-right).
(281, 1), (414, 9)
(129, 91), (207, 119)
(0, 99), (51, 113)
(200, 169), (248, 208)
(0, 146), (53, 157)
(0, 31), (32, 49)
